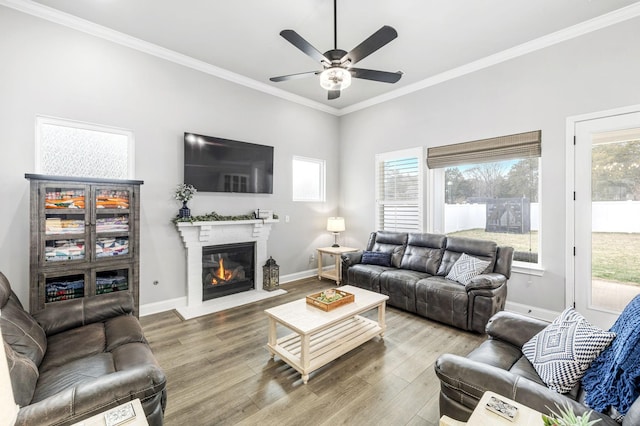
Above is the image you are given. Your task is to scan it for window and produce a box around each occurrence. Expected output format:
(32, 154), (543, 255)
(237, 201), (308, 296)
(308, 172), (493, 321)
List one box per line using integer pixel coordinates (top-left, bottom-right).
(375, 148), (423, 232)
(427, 131), (541, 266)
(36, 116), (134, 179)
(292, 156), (325, 202)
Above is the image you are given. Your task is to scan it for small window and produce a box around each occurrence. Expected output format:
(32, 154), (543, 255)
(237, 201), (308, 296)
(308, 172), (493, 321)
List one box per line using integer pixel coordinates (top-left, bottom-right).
(36, 116), (134, 179)
(292, 156), (326, 202)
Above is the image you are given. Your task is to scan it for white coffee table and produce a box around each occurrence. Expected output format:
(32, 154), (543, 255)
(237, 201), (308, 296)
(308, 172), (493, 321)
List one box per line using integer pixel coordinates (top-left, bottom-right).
(265, 285), (388, 384)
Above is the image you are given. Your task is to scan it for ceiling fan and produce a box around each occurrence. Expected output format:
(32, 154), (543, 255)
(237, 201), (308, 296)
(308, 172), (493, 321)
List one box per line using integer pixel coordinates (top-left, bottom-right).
(270, 0), (402, 100)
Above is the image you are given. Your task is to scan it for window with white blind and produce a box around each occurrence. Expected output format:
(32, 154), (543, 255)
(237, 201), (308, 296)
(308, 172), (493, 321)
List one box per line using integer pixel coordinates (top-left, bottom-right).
(375, 148), (423, 232)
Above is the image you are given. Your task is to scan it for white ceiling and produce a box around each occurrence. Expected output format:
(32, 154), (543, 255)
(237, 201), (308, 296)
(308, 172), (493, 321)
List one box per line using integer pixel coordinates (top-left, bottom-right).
(12, 0), (640, 113)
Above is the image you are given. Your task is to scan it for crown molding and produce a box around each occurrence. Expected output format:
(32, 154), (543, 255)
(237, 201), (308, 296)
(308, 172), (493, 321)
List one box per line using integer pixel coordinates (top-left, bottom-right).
(2, 0), (640, 117)
(338, 2), (640, 116)
(0, 0), (341, 116)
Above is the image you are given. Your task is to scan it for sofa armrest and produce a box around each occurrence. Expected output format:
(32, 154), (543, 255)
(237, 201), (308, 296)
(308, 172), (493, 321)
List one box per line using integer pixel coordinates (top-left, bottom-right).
(15, 364), (166, 426)
(485, 311), (549, 348)
(33, 292), (135, 336)
(435, 354), (618, 425)
(466, 273), (506, 291)
(341, 251), (363, 267)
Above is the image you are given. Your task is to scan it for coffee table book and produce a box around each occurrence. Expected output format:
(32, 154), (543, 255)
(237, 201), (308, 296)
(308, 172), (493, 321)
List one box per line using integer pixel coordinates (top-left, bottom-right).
(305, 289), (354, 311)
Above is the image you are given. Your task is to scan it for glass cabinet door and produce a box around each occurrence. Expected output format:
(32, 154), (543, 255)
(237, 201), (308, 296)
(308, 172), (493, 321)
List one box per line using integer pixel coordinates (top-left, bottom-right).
(93, 186), (132, 261)
(42, 185), (89, 265)
(41, 271), (87, 307)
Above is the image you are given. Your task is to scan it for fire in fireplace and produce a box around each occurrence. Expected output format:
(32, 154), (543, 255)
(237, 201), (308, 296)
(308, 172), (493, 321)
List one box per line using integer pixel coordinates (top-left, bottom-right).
(202, 242), (255, 300)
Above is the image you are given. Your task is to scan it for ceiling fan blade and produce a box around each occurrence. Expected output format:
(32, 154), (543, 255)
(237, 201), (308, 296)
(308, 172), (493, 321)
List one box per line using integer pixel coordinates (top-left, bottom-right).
(280, 30), (330, 65)
(270, 71), (320, 82)
(341, 26), (398, 66)
(350, 68), (403, 83)
(328, 90), (341, 100)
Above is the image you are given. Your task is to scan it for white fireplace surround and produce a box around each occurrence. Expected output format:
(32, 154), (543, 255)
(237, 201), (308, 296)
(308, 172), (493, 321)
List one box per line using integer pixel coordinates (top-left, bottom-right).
(176, 219), (285, 320)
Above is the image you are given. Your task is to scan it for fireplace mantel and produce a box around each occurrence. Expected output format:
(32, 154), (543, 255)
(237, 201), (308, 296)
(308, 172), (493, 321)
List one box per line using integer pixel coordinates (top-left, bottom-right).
(176, 219), (285, 319)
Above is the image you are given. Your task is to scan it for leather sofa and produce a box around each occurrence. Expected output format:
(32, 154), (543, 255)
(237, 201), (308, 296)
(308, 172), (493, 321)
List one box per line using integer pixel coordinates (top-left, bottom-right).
(435, 311), (640, 425)
(341, 231), (513, 333)
(0, 272), (167, 425)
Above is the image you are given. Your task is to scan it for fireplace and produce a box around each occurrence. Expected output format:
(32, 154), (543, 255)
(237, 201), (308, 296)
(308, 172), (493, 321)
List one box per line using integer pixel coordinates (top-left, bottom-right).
(202, 242), (254, 300)
(175, 218), (285, 320)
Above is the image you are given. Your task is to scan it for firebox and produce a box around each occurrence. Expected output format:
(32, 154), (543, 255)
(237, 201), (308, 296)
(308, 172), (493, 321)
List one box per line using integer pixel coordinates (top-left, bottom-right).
(202, 242), (255, 301)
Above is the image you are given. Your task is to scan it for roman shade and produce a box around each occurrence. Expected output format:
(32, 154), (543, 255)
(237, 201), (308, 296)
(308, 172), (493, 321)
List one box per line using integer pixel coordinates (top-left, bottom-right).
(426, 130), (541, 169)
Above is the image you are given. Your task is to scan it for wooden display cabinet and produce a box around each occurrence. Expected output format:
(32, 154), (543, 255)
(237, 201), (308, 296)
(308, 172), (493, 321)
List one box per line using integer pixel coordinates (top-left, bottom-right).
(26, 174), (143, 316)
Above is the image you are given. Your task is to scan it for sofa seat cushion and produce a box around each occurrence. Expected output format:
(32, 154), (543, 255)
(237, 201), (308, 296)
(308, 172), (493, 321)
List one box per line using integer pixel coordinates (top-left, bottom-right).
(346, 264), (394, 293)
(379, 269), (431, 313)
(33, 353), (116, 403)
(415, 277), (468, 330)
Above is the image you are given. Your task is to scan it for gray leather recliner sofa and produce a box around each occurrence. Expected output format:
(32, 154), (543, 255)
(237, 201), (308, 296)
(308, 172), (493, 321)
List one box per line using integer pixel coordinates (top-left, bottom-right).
(0, 272), (167, 425)
(341, 231), (514, 333)
(435, 311), (640, 425)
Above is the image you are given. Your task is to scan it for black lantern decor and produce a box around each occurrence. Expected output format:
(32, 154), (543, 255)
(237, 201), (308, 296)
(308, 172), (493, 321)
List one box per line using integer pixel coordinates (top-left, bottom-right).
(263, 256), (279, 291)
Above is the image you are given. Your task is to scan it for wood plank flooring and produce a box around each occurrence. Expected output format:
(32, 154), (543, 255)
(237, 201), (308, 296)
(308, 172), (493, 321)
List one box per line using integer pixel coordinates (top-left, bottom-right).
(140, 278), (485, 425)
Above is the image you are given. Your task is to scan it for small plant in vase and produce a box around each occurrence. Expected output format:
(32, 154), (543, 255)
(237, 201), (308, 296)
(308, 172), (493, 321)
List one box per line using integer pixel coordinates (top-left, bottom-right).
(175, 183), (197, 218)
(542, 403), (601, 426)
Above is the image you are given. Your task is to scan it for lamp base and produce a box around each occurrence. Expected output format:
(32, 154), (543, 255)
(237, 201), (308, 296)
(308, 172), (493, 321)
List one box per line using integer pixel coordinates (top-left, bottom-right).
(331, 232), (340, 248)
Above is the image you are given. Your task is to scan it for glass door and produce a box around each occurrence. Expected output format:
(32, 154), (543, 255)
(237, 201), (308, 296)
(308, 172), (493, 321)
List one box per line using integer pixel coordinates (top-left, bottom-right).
(41, 184), (89, 265)
(92, 185), (132, 261)
(574, 112), (640, 328)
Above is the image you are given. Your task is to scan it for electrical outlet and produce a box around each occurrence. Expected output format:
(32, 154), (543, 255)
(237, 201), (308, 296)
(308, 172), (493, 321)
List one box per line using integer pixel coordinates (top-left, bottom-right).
(309, 253), (315, 263)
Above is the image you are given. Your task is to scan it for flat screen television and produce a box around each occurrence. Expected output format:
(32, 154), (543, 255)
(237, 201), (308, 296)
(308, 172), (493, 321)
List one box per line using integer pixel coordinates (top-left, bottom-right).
(184, 133), (273, 194)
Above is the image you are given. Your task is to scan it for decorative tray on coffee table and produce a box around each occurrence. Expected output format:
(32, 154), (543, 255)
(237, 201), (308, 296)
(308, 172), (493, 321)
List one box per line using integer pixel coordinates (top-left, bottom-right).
(306, 289), (355, 311)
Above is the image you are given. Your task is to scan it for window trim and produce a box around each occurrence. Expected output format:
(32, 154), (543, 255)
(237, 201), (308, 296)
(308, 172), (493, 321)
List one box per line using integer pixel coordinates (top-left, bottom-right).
(292, 155), (326, 202)
(428, 145), (543, 271)
(35, 115), (135, 179)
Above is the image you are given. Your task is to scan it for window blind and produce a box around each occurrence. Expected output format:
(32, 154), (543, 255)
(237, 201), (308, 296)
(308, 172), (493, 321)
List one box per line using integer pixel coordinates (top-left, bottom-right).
(375, 151), (422, 232)
(426, 130), (541, 169)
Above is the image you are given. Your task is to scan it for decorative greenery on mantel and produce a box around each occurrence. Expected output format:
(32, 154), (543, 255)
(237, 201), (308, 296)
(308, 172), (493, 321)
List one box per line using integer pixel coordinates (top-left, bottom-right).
(173, 211), (278, 224)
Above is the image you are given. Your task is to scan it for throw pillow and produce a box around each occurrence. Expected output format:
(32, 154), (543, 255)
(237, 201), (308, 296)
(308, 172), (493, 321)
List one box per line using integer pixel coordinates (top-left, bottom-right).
(445, 253), (490, 285)
(361, 251), (392, 267)
(522, 308), (616, 394)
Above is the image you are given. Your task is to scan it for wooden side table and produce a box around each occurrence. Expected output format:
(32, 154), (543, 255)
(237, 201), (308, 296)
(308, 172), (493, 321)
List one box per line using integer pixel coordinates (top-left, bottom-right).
(440, 391), (543, 426)
(316, 246), (358, 285)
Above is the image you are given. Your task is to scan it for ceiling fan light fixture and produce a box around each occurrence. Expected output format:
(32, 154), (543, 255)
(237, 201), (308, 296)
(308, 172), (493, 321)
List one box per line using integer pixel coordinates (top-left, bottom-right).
(319, 67), (351, 91)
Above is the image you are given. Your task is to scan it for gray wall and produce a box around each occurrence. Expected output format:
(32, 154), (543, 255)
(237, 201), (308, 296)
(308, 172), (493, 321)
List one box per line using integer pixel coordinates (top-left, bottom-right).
(2, 6), (640, 315)
(0, 6), (340, 307)
(339, 17), (640, 313)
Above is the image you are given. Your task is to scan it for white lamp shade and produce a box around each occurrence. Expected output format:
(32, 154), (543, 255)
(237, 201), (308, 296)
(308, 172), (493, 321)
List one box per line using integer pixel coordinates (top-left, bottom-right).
(319, 67), (352, 91)
(327, 217), (345, 232)
(1, 311), (20, 426)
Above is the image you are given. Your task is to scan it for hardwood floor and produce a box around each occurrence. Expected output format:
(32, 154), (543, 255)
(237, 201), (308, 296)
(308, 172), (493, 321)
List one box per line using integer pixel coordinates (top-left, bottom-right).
(140, 278), (485, 425)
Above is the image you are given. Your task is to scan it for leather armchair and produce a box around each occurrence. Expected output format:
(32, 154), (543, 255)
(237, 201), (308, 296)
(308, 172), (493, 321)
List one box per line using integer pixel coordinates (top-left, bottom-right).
(435, 311), (640, 425)
(0, 272), (167, 425)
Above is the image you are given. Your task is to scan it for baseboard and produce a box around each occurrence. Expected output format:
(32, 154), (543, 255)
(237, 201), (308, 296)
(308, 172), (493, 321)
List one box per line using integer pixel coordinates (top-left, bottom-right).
(140, 296), (186, 317)
(505, 301), (560, 322)
(279, 266), (332, 284)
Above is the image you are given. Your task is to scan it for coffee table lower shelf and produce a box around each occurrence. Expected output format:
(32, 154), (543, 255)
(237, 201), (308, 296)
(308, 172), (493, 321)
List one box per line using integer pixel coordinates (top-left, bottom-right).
(267, 315), (383, 384)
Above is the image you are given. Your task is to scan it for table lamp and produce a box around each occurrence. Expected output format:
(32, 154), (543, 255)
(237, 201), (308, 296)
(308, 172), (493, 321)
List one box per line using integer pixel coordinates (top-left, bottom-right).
(1, 311), (20, 426)
(327, 217), (345, 247)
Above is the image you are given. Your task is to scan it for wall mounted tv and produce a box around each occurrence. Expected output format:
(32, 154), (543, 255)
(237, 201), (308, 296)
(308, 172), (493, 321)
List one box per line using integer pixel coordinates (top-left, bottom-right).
(184, 133), (273, 194)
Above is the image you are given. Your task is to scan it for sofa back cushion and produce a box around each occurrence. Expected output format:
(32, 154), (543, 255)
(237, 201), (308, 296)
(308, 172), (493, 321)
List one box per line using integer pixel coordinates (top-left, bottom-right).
(4, 341), (39, 406)
(436, 236), (497, 276)
(366, 231), (408, 268)
(400, 233), (446, 274)
(0, 272), (47, 367)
